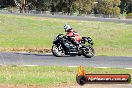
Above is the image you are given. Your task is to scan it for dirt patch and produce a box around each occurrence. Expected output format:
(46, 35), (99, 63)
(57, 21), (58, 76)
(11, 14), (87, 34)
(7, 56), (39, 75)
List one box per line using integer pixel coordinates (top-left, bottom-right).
(0, 84), (132, 88)
(0, 84), (42, 88)
(0, 48), (51, 53)
(51, 84), (132, 88)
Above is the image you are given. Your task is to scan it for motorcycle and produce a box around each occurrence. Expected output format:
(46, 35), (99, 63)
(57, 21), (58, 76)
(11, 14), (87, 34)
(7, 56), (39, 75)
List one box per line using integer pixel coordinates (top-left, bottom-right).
(51, 34), (95, 58)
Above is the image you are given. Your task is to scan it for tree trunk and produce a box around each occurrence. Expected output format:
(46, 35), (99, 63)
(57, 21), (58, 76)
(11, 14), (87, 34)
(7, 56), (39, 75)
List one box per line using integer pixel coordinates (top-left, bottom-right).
(14, 0), (27, 13)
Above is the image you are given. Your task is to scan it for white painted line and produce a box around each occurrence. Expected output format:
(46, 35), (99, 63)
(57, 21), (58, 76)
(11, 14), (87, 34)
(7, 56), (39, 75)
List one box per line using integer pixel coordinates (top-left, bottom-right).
(19, 52), (29, 53)
(68, 66), (79, 68)
(92, 67), (132, 70)
(96, 67), (110, 69)
(23, 65), (39, 67)
(125, 68), (132, 69)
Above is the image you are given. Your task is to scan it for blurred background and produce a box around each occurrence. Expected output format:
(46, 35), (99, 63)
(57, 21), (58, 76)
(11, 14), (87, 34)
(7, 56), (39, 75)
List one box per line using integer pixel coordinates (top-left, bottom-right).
(0, 0), (132, 19)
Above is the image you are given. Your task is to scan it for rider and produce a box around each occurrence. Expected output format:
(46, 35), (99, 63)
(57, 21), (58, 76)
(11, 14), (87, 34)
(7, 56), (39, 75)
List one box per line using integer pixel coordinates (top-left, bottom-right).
(64, 24), (81, 47)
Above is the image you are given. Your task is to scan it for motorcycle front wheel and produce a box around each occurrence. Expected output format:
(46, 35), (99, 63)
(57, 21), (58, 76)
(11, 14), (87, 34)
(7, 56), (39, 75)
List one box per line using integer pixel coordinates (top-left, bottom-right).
(51, 44), (65, 57)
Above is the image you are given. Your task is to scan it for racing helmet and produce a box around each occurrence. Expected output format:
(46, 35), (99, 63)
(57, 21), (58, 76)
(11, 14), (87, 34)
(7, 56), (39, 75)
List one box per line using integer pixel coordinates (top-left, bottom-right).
(64, 25), (72, 32)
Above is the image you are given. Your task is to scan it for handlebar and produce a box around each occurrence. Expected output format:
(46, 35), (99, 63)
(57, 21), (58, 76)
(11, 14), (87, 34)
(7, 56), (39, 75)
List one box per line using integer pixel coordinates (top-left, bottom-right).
(57, 34), (63, 37)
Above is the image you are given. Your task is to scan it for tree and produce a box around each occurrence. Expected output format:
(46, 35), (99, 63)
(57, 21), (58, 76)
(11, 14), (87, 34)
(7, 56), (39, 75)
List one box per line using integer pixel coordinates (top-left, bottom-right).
(0, 0), (15, 8)
(120, 0), (132, 14)
(14, 0), (28, 13)
(73, 0), (95, 15)
(97, 0), (120, 17)
(50, 0), (73, 14)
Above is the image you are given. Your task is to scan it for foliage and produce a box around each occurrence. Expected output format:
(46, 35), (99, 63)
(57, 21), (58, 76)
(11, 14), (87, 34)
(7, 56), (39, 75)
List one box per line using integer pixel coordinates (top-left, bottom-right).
(126, 13), (132, 19)
(120, 0), (132, 14)
(0, 0), (132, 16)
(51, 0), (72, 13)
(72, 0), (95, 15)
(0, 0), (15, 7)
(97, 0), (120, 17)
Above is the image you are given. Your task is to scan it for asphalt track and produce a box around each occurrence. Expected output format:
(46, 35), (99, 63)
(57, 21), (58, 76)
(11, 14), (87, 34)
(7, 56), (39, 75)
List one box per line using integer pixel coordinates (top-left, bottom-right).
(0, 52), (132, 68)
(0, 12), (132, 24)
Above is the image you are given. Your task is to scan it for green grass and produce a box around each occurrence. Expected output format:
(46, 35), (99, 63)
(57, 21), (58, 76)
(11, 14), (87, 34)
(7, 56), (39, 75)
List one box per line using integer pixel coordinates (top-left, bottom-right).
(0, 66), (131, 86)
(0, 14), (132, 56)
(0, 66), (75, 86)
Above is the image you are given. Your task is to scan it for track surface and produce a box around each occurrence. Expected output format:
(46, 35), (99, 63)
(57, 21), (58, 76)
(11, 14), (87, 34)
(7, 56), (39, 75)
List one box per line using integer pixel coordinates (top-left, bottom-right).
(0, 52), (132, 68)
(0, 12), (132, 24)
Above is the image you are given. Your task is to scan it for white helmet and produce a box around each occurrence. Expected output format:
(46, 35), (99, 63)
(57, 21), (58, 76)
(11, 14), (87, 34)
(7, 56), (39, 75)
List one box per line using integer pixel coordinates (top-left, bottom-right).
(64, 25), (72, 32)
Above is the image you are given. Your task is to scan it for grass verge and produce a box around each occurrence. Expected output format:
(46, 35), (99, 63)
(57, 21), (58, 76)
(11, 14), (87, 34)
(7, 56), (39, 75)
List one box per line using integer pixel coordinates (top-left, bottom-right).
(0, 66), (131, 87)
(0, 14), (132, 56)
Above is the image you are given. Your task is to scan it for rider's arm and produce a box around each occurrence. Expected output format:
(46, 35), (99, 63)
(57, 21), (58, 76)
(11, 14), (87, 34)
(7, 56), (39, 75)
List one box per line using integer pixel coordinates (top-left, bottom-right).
(66, 32), (72, 36)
